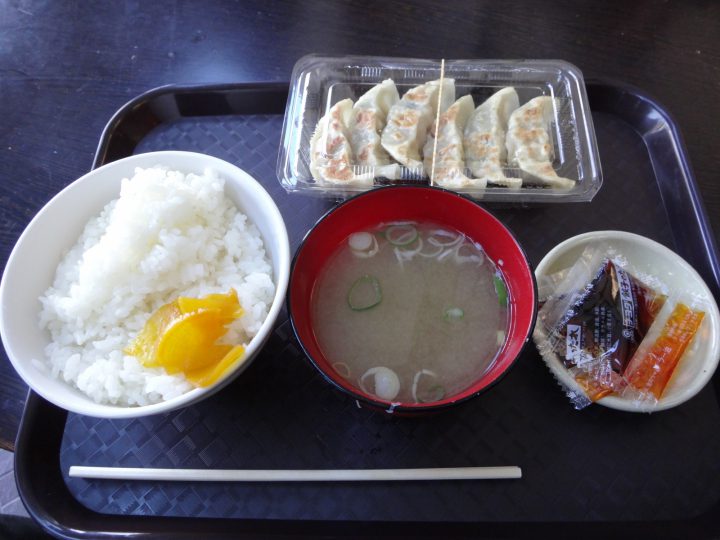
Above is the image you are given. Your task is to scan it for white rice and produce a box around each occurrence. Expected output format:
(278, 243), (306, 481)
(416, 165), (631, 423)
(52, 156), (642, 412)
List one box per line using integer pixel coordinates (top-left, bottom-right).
(38, 166), (275, 406)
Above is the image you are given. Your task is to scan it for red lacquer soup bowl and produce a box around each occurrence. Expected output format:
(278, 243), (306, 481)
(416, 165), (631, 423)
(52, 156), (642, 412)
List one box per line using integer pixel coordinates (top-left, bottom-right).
(288, 186), (537, 414)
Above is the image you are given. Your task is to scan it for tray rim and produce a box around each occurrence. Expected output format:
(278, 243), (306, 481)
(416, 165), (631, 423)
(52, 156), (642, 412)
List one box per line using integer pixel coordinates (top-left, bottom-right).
(13, 79), (720, 539)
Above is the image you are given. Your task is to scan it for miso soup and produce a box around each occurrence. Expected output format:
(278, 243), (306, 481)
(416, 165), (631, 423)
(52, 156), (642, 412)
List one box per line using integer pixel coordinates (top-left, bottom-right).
(311, 221), (509, 404)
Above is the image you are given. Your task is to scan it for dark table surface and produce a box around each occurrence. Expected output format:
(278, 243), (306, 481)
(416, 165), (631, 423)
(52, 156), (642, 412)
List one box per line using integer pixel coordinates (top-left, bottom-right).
(1, 0), (719, 452)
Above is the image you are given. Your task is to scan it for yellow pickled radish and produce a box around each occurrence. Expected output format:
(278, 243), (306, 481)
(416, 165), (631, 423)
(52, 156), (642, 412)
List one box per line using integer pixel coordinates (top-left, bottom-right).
(124, 301), (182, 367)
(177, 290), (243, 318)
(156, 309), (236, 373)
(184, 344), (245, 386)
(124, 289), (245, 386)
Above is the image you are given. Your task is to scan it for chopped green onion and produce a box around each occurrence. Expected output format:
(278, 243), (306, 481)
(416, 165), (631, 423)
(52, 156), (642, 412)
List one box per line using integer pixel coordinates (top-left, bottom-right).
(418, 239), (444, 258)
(412, 369), (444, 403)
(444, 307), (464, 321)
(393, 237), (424, 267)
(454, 241), (485, 265)
(348, 232), (373, 251)
(494, 275), (508, 306)
(348, 275), (382, 311)
(349, 232), (379, 258)
(427, 229), (462, 248)
(386, 224), (418, 246)
(360, 367), (400, 400)
(332, 362), (351, 378)
(419, 385), (446, 403)
(496, 330), (506, 347)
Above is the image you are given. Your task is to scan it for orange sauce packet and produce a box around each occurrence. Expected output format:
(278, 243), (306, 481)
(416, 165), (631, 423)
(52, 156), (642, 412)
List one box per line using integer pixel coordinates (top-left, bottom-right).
(574, 369), (621, 401)
(624, 303), (705, 399)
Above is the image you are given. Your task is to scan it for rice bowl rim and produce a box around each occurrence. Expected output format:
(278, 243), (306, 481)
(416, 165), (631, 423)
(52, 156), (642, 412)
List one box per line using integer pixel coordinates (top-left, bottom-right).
(0, 151), (290, 418)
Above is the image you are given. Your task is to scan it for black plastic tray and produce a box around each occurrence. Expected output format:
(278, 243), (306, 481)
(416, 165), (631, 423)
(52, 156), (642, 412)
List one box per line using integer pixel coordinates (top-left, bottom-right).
(14, 82), (720, 539)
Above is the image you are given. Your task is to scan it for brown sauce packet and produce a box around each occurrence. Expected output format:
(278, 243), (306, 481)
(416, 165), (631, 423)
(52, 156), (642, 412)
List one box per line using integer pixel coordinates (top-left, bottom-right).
(555, 259), (666, 374)
(537, 250), (668, 405)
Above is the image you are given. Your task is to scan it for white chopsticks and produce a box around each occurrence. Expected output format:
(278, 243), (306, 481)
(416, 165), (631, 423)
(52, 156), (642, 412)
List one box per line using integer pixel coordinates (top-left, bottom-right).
(69, 465), (521, 482)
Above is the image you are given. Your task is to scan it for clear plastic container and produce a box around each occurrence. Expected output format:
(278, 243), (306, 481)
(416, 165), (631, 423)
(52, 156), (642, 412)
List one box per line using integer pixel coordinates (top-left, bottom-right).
(278, 55), (602, 203)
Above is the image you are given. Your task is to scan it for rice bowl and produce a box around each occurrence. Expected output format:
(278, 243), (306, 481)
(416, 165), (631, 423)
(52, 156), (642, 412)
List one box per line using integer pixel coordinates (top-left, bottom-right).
(0, 151), (290, 418)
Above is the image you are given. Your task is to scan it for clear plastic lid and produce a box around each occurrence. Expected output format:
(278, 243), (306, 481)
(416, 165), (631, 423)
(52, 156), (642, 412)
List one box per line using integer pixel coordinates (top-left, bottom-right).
(278, 55), (602, 203)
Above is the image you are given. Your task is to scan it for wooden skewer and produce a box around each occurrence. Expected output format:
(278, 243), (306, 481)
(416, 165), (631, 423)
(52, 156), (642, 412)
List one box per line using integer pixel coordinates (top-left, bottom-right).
(69, 465), (521, 482)
(429, 58), (446, 187)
